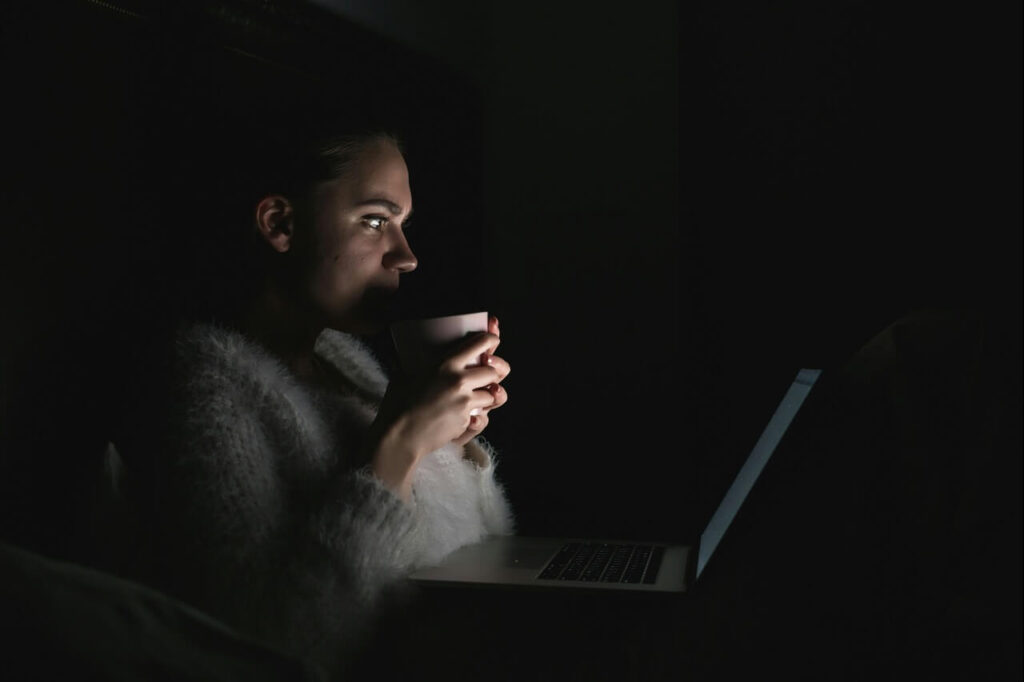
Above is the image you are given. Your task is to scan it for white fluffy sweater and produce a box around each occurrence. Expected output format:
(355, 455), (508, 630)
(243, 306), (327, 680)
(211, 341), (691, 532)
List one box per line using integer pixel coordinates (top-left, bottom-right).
(110, 321), (513, 673)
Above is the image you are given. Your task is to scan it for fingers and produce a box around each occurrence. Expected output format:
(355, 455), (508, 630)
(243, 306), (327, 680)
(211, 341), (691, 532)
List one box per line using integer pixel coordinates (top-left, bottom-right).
(458, 410), (490, 444)
(467, 386), (498, 411)
(444, 346), (510, 385)
(447, 332), (500, 370)
(482, 383), (508, 412)
(488, 315), (500, 337)
(459, 365), (502, 392)
(482, 353), (511, 382)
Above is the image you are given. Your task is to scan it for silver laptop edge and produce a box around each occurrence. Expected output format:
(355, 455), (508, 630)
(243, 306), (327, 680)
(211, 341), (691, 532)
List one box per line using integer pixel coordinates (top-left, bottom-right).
(411, 368), (822, 592)
(696, 368), (821, 579)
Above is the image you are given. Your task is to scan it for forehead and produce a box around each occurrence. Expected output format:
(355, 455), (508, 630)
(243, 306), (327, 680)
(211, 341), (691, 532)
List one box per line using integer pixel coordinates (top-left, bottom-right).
(333, 142), (411, 205)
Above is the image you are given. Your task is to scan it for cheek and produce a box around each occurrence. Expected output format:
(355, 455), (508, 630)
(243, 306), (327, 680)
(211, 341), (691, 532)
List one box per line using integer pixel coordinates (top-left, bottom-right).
(318, 252), (353, 287)
(309, 243), (371, 300)
(327, 247), (372, 271)
(314, 229), (350, 271)
(331, 251), (371, 266)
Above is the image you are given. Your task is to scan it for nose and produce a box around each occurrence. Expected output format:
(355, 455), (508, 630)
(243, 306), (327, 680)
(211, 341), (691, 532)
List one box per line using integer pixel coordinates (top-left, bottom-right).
(383, 230), (418, 274)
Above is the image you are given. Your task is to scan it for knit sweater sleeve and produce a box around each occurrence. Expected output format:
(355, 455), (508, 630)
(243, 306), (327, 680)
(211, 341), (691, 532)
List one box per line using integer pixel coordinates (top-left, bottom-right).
(310, 328), (516, 571)
(134, 334), (420, 674)
(404, 437), (515, 569)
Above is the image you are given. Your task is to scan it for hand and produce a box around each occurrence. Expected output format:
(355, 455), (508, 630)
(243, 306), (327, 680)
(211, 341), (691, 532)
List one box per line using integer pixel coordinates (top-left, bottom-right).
(365, 317), (510, 499)
(453, 315), (510, 448)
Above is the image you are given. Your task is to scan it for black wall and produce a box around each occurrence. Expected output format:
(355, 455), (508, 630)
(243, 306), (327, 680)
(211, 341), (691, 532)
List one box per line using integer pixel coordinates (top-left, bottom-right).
(684, 1), (1022, 523)
(1, 0), (1020, 566)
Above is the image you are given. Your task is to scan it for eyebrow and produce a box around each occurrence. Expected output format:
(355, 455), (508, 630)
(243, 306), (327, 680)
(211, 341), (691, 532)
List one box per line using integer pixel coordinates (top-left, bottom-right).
(355, 198), (413, 220)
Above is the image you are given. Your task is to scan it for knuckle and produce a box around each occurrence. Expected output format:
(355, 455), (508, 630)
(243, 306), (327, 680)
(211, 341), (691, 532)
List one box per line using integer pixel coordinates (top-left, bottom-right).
(441, 370), (462, 390)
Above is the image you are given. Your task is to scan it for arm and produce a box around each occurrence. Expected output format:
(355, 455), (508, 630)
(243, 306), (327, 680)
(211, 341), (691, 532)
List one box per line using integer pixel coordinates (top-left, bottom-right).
(141, 349), (421, 674)
(359, 315), (514, 566)
(362, 330), (505, 503)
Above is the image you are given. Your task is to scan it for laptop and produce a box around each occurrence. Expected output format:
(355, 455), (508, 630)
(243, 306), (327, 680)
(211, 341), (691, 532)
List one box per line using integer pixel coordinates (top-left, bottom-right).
(410, 368), (823, 592)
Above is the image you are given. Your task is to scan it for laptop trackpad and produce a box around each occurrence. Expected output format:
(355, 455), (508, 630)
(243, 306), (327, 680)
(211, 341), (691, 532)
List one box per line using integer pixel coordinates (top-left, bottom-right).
(502, 546), (557, 570)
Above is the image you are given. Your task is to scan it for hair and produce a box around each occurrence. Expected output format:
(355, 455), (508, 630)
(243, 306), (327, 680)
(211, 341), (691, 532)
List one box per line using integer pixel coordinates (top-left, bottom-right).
(260, 129), (404, 210)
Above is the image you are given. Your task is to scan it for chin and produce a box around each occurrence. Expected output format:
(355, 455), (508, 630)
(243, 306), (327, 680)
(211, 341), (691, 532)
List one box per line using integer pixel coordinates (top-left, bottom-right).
(352, 318), (387, 336)
(325, 287), (397, 336)
(324, 316), (382, 336)
(327, 307), (391, 337)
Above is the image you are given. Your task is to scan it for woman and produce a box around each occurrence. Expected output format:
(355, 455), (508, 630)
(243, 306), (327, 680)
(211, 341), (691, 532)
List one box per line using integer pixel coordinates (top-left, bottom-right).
(108, 129), (513, 676)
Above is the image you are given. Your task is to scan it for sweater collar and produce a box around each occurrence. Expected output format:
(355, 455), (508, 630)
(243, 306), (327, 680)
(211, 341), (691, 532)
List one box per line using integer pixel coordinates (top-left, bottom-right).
(313, 328), (389, 398)
(178, 320), (389, 401)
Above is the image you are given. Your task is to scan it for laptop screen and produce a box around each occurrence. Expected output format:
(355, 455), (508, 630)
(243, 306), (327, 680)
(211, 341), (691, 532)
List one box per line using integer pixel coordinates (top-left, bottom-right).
(695, 368), (822, 579)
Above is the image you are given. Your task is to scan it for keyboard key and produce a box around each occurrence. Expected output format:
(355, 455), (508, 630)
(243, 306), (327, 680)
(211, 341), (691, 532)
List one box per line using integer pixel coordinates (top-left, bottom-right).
(538, 562), (564, 580)
(601, 545), (635, 582)
(581, 545), (613, 581)
(538, 542), (662, 584)
(560, 544), (597, 580)
(642, 546), (666, 584)
(538, 542), (582, 579)
(622, 545), (653, 583)
(623, 564), (647, 580)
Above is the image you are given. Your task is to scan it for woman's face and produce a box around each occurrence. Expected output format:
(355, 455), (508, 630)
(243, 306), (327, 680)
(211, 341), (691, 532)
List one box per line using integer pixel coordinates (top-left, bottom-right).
(299, 140), (418, 334)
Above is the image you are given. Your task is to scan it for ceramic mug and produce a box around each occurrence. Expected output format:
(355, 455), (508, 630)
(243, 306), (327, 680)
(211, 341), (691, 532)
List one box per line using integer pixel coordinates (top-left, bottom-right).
(389, 311), (490, 379)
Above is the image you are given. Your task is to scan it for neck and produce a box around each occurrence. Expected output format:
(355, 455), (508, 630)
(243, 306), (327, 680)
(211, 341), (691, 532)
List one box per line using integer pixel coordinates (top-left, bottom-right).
(236, 280), (322, 379)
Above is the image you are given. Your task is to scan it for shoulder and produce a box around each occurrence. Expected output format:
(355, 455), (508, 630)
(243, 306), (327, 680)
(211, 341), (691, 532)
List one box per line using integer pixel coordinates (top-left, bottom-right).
(313, 329), (390, 398)
(172, 320), (298, 411)
(176, 320), (276, 371)
(115, 321), (281, 433)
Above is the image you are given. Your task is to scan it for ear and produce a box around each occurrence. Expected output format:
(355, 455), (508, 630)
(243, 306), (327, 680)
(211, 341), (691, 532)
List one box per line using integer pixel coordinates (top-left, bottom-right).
(254, 195), (295, 254)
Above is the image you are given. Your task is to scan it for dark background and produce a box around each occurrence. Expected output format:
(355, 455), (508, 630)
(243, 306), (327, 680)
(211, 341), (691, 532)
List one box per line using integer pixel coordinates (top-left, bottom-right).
(0, 0), (1020, 677)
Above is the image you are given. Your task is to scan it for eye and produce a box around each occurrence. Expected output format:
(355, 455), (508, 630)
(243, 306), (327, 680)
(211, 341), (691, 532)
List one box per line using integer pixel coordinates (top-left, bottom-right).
(362, 215), (389, 231)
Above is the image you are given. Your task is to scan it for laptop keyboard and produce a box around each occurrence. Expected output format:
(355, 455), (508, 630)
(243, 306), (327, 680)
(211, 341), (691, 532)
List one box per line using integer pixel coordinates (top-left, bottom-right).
(537, 542), (665, 584)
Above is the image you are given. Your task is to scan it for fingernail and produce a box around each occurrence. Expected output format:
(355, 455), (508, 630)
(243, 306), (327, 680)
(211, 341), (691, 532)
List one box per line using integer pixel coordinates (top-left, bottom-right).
(486, 355), (495, 366)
